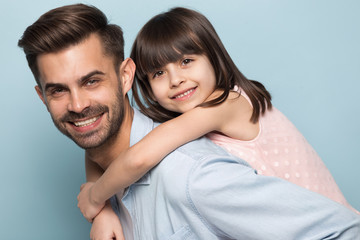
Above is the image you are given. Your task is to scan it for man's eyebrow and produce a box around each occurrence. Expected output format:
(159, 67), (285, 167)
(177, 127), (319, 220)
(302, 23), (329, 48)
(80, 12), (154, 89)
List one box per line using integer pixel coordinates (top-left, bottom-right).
(79, 70), (105, 84)
(44, 70), (105, 92)
(44, 83), (66, 92)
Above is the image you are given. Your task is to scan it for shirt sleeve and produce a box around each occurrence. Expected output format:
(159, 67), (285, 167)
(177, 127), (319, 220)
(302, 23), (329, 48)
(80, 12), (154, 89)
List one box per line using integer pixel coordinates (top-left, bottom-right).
(187, 156), (360, 239)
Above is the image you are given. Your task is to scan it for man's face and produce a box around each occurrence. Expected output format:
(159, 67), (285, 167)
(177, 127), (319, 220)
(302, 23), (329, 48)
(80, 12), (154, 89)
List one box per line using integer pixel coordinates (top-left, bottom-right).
(36, 34), (125, 149)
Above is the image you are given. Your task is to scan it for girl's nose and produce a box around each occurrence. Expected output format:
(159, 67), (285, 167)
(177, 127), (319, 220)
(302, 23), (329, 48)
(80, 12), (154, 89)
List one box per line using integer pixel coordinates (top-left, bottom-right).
(169, 68), (185, 88)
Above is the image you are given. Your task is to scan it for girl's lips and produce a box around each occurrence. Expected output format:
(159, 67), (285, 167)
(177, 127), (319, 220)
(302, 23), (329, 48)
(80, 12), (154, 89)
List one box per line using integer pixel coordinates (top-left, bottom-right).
(172, 87), (197, 100)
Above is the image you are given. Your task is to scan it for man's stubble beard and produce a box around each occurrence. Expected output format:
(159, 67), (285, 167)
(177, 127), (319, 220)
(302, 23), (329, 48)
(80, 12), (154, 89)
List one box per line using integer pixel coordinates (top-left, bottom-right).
(51, 83), (125, 150)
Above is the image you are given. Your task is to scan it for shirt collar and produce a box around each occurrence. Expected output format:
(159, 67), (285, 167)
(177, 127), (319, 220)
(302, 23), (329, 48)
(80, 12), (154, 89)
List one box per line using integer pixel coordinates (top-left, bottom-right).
(130, 108), (155, 147)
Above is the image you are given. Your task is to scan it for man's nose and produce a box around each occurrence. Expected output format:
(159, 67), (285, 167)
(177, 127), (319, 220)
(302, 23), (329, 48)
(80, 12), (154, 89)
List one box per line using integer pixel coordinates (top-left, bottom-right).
(67, 90), (90, 113)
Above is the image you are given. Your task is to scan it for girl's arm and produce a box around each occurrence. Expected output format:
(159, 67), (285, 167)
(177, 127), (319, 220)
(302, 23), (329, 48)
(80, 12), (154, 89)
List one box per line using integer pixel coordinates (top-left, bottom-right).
(78, 157), (106, 220)
(82, 157), (125, 239)
(91, 105), (222, 196)
(80, 92), (247, 220)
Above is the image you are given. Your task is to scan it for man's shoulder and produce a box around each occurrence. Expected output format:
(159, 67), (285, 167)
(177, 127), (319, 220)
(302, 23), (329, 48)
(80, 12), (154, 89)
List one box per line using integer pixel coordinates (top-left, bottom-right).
(176, 136), (231, 160)
(134, 109), (250, 166)
(168, 136), (252, 170)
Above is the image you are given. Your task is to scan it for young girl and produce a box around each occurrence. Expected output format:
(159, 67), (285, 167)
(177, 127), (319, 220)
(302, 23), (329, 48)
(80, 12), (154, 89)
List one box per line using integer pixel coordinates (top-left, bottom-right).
(78, 7), (357, 222)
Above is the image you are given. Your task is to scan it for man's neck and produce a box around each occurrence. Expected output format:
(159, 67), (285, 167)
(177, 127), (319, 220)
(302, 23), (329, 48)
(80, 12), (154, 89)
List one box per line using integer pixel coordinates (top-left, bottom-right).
(85, 104), (134, 170)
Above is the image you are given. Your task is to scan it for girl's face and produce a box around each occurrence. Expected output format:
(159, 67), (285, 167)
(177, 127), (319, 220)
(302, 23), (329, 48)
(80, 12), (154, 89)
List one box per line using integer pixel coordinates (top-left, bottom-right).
(147, 54), (216, 113)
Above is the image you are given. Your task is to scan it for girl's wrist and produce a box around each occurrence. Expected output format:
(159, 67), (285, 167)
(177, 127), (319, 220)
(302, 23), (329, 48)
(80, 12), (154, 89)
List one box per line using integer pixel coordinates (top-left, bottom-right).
(89, 184), (101, 206)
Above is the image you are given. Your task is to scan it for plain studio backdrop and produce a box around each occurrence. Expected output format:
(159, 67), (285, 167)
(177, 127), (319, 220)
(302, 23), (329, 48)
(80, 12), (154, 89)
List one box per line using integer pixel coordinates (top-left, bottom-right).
(1, 0), (359, 238)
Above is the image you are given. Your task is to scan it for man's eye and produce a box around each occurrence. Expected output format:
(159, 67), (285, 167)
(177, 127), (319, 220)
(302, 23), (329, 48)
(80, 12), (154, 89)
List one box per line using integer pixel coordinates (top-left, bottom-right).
(52, 88), (65, 95)
(86, 79), (99, 86)
(48, 87), (66, 98)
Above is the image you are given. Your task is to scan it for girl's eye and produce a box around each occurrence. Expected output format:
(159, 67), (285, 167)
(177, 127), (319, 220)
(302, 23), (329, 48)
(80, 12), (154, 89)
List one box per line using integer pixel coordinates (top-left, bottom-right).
(182, 58), (193, 65)
(152, 71), (164, 79)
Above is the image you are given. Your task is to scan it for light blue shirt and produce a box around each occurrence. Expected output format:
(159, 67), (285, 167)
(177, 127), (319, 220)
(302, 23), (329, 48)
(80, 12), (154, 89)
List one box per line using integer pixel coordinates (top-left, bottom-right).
(111, 108), (360, 239)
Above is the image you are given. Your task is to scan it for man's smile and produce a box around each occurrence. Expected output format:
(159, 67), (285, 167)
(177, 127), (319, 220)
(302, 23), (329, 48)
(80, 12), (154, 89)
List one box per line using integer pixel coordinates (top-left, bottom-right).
(68, 113), (105, 133)
(72, 115), (102, 127)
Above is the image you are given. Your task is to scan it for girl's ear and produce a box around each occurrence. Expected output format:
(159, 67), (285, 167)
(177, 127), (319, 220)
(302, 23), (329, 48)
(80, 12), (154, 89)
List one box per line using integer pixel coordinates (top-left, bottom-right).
(119, 58), (136, 96)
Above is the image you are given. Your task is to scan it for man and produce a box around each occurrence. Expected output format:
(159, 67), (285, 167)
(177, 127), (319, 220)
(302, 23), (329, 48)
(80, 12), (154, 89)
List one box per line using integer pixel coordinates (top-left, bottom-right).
(18, 4), (360, 239)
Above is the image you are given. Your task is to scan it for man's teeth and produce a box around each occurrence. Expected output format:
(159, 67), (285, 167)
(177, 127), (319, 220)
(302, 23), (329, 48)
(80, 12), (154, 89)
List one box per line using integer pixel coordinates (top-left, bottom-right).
(175, 89), (194, 99)
(73, 116), (99, 127)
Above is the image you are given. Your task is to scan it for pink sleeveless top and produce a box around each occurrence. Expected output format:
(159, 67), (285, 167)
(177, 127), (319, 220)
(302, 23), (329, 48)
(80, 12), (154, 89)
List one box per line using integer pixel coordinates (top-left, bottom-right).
(207, 91), (357, 212)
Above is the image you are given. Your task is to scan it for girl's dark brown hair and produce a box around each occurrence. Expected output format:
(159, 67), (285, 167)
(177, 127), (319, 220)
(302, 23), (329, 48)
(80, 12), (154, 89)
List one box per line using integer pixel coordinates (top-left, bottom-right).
(18, 4), (124, 88)
(131, 7), (272, 123)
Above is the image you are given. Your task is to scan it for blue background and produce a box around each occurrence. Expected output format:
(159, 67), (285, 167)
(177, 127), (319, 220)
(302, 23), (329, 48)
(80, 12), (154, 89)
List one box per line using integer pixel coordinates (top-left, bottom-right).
(1, 0), (359, 239)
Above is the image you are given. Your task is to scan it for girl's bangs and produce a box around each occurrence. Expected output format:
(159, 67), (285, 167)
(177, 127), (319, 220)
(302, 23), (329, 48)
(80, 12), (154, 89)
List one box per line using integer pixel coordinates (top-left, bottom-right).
(137, 30), (203, 77)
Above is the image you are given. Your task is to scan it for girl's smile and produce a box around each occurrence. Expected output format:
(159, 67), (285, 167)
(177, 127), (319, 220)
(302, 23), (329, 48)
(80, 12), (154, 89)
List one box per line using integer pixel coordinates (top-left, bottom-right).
(148, 54), (216, 113)
(171, 87), (197, 100)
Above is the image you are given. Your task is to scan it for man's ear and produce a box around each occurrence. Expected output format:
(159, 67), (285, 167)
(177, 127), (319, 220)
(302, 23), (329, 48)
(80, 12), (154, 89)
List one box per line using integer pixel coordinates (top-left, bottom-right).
(119, 58), (136, 96)
(35, 85), (49, 110)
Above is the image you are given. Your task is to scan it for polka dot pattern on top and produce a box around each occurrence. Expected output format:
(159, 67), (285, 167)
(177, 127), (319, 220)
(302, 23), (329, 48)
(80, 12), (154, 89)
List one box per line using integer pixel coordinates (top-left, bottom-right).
(207, 91), (358, 213)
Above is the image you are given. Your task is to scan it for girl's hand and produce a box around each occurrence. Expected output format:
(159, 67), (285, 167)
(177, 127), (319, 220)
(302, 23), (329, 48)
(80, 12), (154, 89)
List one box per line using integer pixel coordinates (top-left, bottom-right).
(77, 182), (105, 222)
(90, 202), (125, 240)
